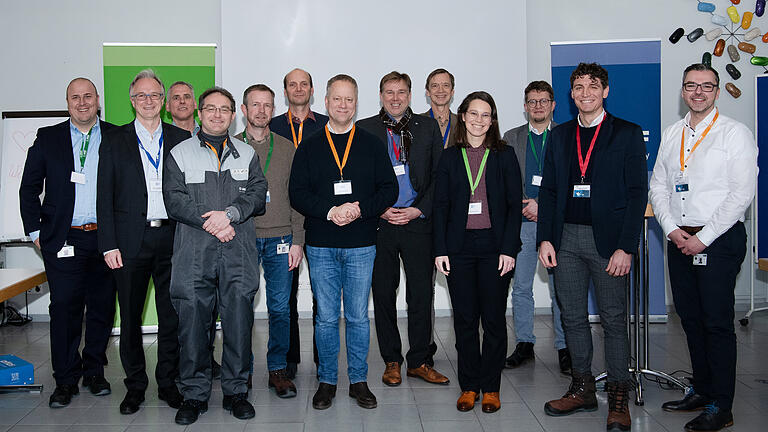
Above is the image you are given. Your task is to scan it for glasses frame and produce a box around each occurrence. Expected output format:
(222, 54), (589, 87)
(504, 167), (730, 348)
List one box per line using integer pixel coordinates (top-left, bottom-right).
(525, 98), (553, 108)
(682, 82), (718, 92)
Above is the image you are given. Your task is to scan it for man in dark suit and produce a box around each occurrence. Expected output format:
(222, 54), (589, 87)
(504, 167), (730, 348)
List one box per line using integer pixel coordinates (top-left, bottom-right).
(537, 63), (647, 432)
(97, 70), (190, 415)
(19, 77), (117, 408)
(358, 71), (448, 387)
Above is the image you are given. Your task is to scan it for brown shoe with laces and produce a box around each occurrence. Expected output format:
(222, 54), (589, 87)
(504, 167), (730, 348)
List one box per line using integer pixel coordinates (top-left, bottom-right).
(606, 381), (631, 431)
(544, 372), (598, 416)
(406, 364), (450, 385)
(482, 392), (501, 413)
(268, 369), (297, 398)
(457, 390), (479, 411)
(382, 362), (402, 386)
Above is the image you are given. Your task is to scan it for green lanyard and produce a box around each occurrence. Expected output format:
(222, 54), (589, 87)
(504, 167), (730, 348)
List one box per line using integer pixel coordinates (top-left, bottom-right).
(78, 126), (94, 172)
(243, 131), (274, 175)
(527, 128), (547, 173)
(461, 147), (490, 196)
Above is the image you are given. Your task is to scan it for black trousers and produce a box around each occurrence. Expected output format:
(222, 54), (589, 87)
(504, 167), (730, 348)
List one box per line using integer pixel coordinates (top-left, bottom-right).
(41, 229), (116, 386)
(668, 222), (746, 411)
(114, 225), (178, 391)
(286, 249), (319, 365)
(372, 223), (434, 368)
(447, 229), (512, 392)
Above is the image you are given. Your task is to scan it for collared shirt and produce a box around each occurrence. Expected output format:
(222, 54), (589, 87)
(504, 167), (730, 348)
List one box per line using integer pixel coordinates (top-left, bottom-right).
(135, 120), (168, 220)
(173, 120), (200, 135)
(288, 110), (316, 123)
(386, 128), (417, 208)
(577, 109), (606, 128)
(70, 119), (101, 226)
(649, 108), (758, 246)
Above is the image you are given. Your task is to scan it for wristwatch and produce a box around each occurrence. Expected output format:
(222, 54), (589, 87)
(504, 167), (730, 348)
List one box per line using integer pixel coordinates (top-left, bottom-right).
(225, 208), (233, 221)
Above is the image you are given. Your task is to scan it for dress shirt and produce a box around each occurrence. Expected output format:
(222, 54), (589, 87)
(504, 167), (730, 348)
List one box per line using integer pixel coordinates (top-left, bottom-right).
(173, 120), (200, 135)
(577, 109), (606, 128)
(135, 120), (168, 220)
(385, 125), (417, 209)
(649, 108), (758, 246)
(70, 120), (101, 226)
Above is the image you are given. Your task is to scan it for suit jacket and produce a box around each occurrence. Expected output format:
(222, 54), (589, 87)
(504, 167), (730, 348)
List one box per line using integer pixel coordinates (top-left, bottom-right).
(536, 113), (648, 258)
(96, 121), (190, 258)
(503, 121), (558, 201)
(19, 119), (117, 254)
(432, 145), (523, 257)
(357, 113), (443, 233)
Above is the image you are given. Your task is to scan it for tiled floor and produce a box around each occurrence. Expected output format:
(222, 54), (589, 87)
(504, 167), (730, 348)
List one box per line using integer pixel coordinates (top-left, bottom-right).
(1, 311), (767, 431)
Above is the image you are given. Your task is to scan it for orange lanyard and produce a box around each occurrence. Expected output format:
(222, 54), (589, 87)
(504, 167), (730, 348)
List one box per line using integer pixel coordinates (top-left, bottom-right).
(288, 110), (304, 148)
(679, 110), (718, 173)
(325, 125), (355, 179)
(205, 138), (227, 170)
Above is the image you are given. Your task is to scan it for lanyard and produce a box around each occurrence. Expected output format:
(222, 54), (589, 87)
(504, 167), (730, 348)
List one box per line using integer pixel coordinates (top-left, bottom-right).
(325, 125), (355, 179)
(576, 118), (604, 182)
(78, 126), (94, 172)
(461, 147), (490, 196)
(137, 132), (163, 176)
(205, 138), (227, 171)
(429, 108), (451, 148)
(288, 110), (304, 148)
(527, 128), (548, 173)
(242, 131), (274, 175)
(387, 129), (400, 161)
(679, 109), (718, 173)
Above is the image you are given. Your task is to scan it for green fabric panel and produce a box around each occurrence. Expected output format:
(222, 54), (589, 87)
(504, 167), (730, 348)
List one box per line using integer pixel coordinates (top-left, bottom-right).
(103, 45), (214, 67)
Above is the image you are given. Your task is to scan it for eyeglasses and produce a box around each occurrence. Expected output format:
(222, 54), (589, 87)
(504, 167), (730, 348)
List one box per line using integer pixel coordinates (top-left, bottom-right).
(526, 98), (552, 107)
(683, 82), (718, 92)
(200, 105), (233, 114)
(171, 94), (193, 102)
(131, 92), (164, 101)
(466, 110), (492, 122)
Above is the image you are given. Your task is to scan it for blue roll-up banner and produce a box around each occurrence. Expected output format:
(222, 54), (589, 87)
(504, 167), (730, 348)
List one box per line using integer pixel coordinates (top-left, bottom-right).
(550, 39), (667, 320)
(757, 76), (768, 260)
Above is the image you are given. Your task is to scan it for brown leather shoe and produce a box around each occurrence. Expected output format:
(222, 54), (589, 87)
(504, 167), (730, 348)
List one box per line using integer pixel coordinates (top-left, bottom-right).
(382, 362), (402, 386)
(456, 390), (479, 411)
(482, 392), (501, 413)
(268, 369), (297, 398)
(606, 381), (631, 431)
(544, 372), (598, 416)
(406, 364), (450, 385)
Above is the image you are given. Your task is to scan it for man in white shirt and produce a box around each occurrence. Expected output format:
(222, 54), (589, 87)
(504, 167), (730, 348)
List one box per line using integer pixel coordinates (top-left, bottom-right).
(649, 63), (758, 432)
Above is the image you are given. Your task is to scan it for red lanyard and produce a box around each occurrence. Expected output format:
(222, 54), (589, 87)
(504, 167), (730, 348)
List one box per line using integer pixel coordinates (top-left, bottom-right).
(387, 129), (400, 160)
(576, 117), (604, 182)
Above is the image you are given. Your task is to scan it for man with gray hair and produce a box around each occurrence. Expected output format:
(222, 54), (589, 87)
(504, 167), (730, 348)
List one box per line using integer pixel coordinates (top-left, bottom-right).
(166, 81), (199, 135)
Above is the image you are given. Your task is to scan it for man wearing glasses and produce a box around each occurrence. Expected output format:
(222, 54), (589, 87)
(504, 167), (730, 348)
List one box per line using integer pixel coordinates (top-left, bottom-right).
(166, 81), (200, 135)
(163, 87), (267, 425)
(501, 81), (571, 375)
(98, 69), (190, 415)
(422, 68), (457, 149)
(650, 63), (758, 432)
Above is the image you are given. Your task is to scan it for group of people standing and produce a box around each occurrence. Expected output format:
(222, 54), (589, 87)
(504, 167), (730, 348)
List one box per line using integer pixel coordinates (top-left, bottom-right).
(18, 61), (757, 432)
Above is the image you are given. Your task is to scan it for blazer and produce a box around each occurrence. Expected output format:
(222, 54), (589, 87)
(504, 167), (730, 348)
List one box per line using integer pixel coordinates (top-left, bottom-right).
(19, 119), (117, 254)
(503, 121), (558, 201)
(432, 145), (523, 257)
(536, 113), (648, 258)
(357, 113), (443, 233)
(96, 121), (190, 258)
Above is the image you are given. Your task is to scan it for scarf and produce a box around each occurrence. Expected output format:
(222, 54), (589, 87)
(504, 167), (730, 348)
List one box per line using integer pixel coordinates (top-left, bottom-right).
(379, 107), (413, 163)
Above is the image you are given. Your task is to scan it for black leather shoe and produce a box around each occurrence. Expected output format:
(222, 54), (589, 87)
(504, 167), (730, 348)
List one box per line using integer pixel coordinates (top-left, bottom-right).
(119, 390), (145, 415)
(82, 375), (111, 396)
(312, 383), (337, 410)
(223, 393), (255, 420)
(286, 362), (298, 380)
(158, 385), (183, 409)
(175, 399), (208, 425)
(558, 348), (572, 375)
(663, 391), (711, 412)
(349, 381), (377, 409)
(212, 358), (222, 380)
(48, 384), (79, 408)
(684, 404), (733, 431)
(505, 342), (534, 368)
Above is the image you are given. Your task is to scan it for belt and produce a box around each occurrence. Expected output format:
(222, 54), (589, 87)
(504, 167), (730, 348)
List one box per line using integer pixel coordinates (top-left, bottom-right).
(71, 223), (97, 231)
(679, 226), (704, 235)
(146, 219), (170, 228)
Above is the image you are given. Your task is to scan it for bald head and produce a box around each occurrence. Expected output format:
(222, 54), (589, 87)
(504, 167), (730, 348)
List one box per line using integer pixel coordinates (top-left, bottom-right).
(283, 68), (314, 108)
(66, 77), (100, 131)
(66, 78), (97, 99)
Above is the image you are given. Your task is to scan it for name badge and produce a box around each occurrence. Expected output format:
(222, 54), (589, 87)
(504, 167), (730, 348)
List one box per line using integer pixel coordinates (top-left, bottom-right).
(57, 244), (75, 258)
(693, 253), (707, 266)
(266, 191), (271, 203)
(573, 184), (591, 198)
(277, 243), (290, 254)
(393, 164), (406, 176)
(468, 201), (482, 215)
(674, 172), (689, 193)
(70, 171), (86, 184)
(531, 175), (542, 187)
(150, 179), (162, 192)
(334, 180), (352, 195)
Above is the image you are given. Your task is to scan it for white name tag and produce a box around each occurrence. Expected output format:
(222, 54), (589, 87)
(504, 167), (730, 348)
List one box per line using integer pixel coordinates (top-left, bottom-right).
(266, 191), (271, 203)
(57, 245), (75, 258)
(277, 243), (290, 254)
(674, 172), (689, 193)
(70, 171), (86, 184)
(231, 168), (248, 176)
(150, 179), (162, 192)
(334, 180), (352, 195)
(393, 164), (406, 176)
(573, 184), (591, 198)
(531, 175), (542, 186)
(468, 201), (482, 215)
(693, 253), (707, 266)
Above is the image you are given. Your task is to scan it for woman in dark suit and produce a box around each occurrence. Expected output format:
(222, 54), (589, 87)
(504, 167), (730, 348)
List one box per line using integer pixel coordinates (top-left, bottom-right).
(433, 91), (522, 413)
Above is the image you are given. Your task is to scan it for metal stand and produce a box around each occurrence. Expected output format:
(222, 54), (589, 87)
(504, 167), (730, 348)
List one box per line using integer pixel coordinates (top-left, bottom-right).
(740, 206), (766, 326)
(596, 216), (689, 405)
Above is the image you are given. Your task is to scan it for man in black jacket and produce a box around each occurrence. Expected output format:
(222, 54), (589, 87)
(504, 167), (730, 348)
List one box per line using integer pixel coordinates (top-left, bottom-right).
(358, 71), (448, 387)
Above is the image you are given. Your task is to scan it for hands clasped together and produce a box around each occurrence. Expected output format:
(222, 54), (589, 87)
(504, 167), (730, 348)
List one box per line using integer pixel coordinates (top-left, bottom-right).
(329, 201), (361, 226)
(202, 210), (235, 242)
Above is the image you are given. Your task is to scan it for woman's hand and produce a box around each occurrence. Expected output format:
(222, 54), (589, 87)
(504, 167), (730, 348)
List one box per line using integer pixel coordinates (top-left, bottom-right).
(435, 256), (450, 276)
(498, 254), (515, 276)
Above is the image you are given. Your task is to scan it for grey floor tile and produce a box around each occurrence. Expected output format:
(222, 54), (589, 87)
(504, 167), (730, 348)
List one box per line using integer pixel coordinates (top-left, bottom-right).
(7, 426), (61, 432)
(15, 406), (89, 426)
(127, 406), (179, 425)
(421, 419), (483, 432)
(67, 426), (127, 432)
(185, 423), (247, 432)
(417, 403), (480, 422)
(125, 425), (188, 432)
(244, 423), (304, 432)
(0, 408), (34, 425)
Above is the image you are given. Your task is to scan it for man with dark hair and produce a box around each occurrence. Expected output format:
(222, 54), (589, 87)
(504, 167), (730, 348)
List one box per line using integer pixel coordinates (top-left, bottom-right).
(235, 83), (303, 398)
(650, 64), (757, 432)
(98, 69), (190, 415)
(358, 71), (448, 387)
(20, 77), (117, 408)
(163, 86), (267, 425)
(166, 81), (199, 135)
(538, 63), (647, 432)
(270, 67), (329, 378)
(290, 74), (398, 411)
(501, 80), (571, 374)
(422, 68), (457, 148)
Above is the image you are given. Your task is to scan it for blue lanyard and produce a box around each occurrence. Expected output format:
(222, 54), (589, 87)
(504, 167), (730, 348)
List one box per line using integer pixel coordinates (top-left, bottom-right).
(137, 132), (163, 176)
(429, 108), (451, 148)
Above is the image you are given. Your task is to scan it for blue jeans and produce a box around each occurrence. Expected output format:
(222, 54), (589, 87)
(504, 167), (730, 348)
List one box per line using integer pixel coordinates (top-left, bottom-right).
(254, 235), (294, 371)
(306, 245), (376, 385)
(511, 221), (566, 349)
